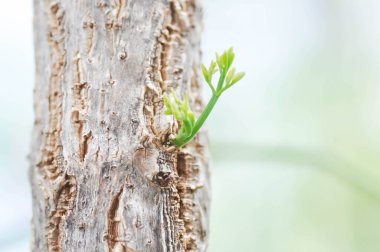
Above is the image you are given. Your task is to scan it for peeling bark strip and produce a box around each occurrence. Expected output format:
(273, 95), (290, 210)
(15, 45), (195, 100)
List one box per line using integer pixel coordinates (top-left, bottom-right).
(31, 0), (210, 251)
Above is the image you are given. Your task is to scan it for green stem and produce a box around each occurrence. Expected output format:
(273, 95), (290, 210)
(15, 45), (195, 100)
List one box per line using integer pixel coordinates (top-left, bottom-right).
(174, 74), (227, 147)
(216, 70), (226, 91)
(176, 94), (219, 147)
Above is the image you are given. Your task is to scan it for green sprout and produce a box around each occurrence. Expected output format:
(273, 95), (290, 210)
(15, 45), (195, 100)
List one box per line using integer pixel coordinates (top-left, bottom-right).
(164, 47), (245, 148)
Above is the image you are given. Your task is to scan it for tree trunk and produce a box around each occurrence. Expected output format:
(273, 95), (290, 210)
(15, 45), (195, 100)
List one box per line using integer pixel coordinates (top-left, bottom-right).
(30, 0), (210, 251)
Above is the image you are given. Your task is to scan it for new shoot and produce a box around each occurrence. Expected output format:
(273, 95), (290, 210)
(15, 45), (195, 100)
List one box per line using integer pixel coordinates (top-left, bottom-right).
(163, 47), (245, 148)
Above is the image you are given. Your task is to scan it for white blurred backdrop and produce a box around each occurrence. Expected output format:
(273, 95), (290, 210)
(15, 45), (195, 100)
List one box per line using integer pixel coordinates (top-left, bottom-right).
(2, 0), (380, 251)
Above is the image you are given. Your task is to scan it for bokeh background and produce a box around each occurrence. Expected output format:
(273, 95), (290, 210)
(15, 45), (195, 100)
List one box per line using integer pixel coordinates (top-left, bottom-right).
(2, 0), (380, 251)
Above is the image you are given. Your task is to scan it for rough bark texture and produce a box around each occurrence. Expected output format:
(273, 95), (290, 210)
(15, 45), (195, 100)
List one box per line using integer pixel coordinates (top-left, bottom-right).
(30, 0), (210, 251)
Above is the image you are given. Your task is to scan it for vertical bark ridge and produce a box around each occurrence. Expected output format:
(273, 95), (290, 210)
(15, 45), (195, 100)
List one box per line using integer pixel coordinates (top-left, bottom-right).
(36, 1), (66, 180)
(143, 1), (209, 250)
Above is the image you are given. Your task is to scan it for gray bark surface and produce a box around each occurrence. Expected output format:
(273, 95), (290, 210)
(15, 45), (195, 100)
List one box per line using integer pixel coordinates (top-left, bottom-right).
(30, 0), (210, 251)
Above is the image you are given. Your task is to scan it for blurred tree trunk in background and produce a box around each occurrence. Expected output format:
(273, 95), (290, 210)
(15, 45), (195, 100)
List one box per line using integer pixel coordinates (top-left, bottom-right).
(30, 0), (210, 251)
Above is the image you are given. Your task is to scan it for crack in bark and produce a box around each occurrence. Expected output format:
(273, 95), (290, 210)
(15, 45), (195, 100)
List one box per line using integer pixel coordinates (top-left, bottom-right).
(72, 53), (91, 163)
(116, 0), (126, 20)
(46, 174), (77, 252)
(107, 187), (127, 252)
(101, 0), (125, 58)
(83, 17), (96, 56)
(79, 130), (92, 162)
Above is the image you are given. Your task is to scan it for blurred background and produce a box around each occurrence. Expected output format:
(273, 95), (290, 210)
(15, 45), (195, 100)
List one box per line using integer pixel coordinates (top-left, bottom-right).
(2, 0), (380, 251)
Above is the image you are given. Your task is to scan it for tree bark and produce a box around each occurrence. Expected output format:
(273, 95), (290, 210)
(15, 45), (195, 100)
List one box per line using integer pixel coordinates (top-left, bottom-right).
(30, 0), (210, 251)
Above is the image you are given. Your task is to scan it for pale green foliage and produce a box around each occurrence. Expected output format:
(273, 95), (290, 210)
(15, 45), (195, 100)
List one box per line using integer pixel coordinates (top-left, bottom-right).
(163, 92), (195, 146)
(164, 47), (245, 147)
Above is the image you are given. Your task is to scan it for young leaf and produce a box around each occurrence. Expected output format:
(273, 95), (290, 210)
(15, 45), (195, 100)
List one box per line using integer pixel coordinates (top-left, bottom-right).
(231, 72), (245, 85)
(226, 47), (235, 70)
(225, 67), (236, 86)
(201, 64), (210, 84)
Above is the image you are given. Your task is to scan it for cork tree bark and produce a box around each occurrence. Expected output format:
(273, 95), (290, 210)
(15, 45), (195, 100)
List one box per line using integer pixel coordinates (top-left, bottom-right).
(30, 0), (210, 251)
